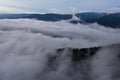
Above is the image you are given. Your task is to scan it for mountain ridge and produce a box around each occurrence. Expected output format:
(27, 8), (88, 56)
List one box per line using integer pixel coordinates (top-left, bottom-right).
(0, 12), (120, 28)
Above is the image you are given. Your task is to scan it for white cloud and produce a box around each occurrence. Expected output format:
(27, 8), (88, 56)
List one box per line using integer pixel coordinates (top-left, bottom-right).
(107, 7), (120, 13)
(48, 8), (77, 14)
(0, 19), (120, 48)
(91, 44), (120, 80)
(0, 19), (120, 80)
(48, 7), (89, 14)
(0, 6), (34, 14)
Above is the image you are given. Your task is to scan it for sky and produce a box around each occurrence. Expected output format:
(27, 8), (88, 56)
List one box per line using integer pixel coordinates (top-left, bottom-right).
(0, 0), (120, 13)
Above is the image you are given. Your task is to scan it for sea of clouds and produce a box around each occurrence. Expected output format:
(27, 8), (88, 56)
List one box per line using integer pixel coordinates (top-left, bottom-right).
(0, 19), (120, 48)
(0, 19), (120, 80)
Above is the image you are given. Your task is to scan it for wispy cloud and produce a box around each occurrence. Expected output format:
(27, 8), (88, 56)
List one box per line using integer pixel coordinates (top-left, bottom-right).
(48, 7), (82, 14)
(0, 0), (120, 13)
(107, 7), (120, 13)
(0, 6), (33, 13)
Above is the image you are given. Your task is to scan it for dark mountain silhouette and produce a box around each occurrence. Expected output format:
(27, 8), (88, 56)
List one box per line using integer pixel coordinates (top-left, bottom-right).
(0, 12), (120, 28)
(86, 13), (120, 28)
(76, 12), (106, 20)
(0, 12), (106, 21)
(52, 43), (120, 63)
(0, 14), (29, 19)
(0, 14), (72, 21)
(56, 46), (100, 63)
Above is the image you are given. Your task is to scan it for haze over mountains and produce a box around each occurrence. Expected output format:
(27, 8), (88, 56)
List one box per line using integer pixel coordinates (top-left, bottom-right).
(0, 12), (120, 28)
(0, 17), (120, 80)
(0, 0), (120, 79)
(0, 12), (120, 80)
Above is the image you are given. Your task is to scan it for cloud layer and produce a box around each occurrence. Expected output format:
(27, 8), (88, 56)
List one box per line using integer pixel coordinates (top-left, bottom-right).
(0, 19), (120, 48)
(0, 19), (120, 80)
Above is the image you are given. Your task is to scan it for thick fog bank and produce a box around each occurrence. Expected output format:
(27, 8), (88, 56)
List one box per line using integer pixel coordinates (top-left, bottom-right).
(0, 19), (120, 80)
(0, 19), (120, 48)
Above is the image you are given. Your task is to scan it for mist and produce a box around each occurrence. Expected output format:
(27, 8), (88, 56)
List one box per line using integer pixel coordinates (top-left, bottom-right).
(0, 19), (120, 80)
(0, 19), (120, 48)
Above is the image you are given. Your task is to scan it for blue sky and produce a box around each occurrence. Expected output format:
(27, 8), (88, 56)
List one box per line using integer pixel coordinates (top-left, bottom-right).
(0, 0), (120, 13)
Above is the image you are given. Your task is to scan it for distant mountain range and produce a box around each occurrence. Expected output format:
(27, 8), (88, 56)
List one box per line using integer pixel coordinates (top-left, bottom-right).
(0, 12), (120, 28)
(86, 13), (120, 28)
